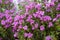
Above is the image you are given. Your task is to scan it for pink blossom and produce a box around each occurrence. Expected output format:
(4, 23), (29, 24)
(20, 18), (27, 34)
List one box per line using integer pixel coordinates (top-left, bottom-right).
(28, 32), (33, 38)
(40, 25), (45, 31)
(0, 0), (2, 4)
(23, 25), (28, 30)
(14, 15), (20, 21)
(35, 3), (42, 10)
(53, 18), (57, 22)
(45, 36), (52, 40)
(19, 25), (23, 29)
(34, 23), (38, 28)
(48, 22), (53, 28)
(1, 20), (6, 25)
(32, 26), (35, 30)
(14, 32), (18, 37)
(24, 33), (28, 37)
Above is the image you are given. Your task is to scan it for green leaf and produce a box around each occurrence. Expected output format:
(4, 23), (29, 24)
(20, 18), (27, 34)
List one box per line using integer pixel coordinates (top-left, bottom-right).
(56, 25), (60, 31)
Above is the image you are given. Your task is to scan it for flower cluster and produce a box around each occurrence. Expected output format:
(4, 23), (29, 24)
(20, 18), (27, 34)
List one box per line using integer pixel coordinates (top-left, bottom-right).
(0, 0), (60, 40)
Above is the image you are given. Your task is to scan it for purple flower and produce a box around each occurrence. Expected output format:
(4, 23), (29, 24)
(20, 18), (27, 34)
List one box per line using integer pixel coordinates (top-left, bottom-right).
(45, 36), (52, 40)
(12, 22), (19, 26)
(19, 20), (24, 24)
(19, 25), (23, 29)
(12, 26), (17, 32)
(25, 5), (30, 12)
(28, 15), (32, 19)
(0, 0), (2, 4)
(24, 12), (29, 16)
(45, 3), (50, 8)
(23, 25), (28, 30)
(26, 17), (34, 25)
(5, 24), (10, 28)
(30, 19), (34, 25)
(24, 33), (28, 37)
(32, 26), (35, 30)
(40, 25), (45, 31)
(53, 18), (57, 22)
(48, 22), (53, 28)
(39, 11), (44, 15)
(56, 3), (60, 10)
(28, 33), (33, 38)
(5, 14), (10, 19)
(57, 3), (60, 7)
(51, 0), (57, 2)
(56, 14), (60, 18)
(17, 29), (20, 32)
(34, 23), (38, 28)
(39, 16), (43, 20)
(43, 16), (52, 21)
(14, 32), (18, 37)
(35, 3), (42, 10)
(0, 13), (4, 19)
(45, 1), (55, 7)
(20, 15), (25, 19)
(33, 13), (37, 18)
(5, 10), (10, 14)
(25, 2), (35, 12)
(26, 18), (30, 22)
(6, 17), (12, 23)
(4, 0), (9, 4)
(1, 20), (6, 25)
(8, 17), (12, 23)
(36, 11), (44, 15)
(10, 10), (14, 13)
(9, 0), (13, 3)
(44, 0), (48, 3)
(14, 15), (20, 21)
(46, 9), (51, 12)
(24, 32), (33, 38)
(29, 2), (35, 9)
(50, 2), (55, 7)
(56, 8), (60, 10)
